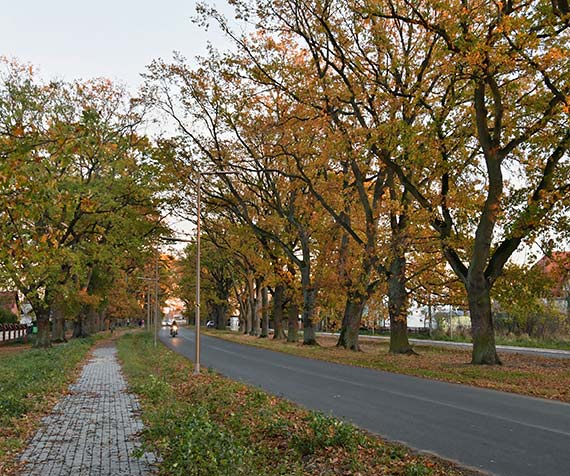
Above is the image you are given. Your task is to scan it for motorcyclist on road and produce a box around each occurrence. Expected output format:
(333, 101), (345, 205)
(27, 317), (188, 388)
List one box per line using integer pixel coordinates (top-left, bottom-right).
(170, 320), (178, 336)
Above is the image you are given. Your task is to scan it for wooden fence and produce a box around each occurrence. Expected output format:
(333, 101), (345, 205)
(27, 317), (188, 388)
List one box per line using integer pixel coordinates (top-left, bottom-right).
(0, 323), (28, 343)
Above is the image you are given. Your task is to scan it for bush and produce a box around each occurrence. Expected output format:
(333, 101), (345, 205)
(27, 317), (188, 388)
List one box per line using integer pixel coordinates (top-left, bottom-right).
(291, 412), (363, 456)
(153, 406), (256, 476)
(0, 307), (18, 324)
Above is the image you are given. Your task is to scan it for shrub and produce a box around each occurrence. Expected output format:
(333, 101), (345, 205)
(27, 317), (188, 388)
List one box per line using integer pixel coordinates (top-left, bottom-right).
(145, 406), (256, 476)
(291, 412), (363, 456)
(0, 307), (18, 324)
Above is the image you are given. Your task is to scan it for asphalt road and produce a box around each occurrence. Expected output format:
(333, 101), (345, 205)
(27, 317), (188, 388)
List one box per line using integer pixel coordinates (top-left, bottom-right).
(160, 327), (570, 476)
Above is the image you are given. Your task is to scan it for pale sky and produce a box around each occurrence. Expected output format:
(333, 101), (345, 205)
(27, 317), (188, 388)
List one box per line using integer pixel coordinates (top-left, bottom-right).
(1, 1), (235, 243)
(1, 0), (231, 90)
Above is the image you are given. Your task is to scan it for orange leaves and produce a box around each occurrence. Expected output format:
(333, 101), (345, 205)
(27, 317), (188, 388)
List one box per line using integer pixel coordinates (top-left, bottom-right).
(12, 124), (24, 137)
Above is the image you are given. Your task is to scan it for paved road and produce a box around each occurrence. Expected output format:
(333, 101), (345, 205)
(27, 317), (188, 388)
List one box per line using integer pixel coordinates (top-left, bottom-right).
(20, 346), (156, 476)
(318, 332), (570, 359)
(161, 327), (570, 476)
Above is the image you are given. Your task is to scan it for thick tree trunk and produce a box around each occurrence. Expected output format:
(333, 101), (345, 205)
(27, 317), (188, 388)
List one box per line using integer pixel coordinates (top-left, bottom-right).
(236, 292), (246, 333)
(51, 308), (66, 343)
(300, 265), (318, 345)
(388, 254), (415, 354)
(272, 284), (287, 340)
(260, 286), (269, 338)
(467, 275), (501, 364)
(245, 295), (253, 334)
(34, 310), (51, 348)
(50, 295), (67, 343)
(215, 303), (227, 330)
(73, 307), (91, 338)
(99, 310), (107, 331)
(252, 279), (262, 336)
(336, 291), (366, 351)
(89, 308), (100, 335)
(287, 302), (299, 343)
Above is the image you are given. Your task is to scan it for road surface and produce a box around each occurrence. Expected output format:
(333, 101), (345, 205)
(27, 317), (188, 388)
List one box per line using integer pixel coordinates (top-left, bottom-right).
(160, 327), (570, 476)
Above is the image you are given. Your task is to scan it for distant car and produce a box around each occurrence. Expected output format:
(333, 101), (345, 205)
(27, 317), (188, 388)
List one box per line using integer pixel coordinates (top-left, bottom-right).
(161, 319), (168, 327)
(206, 320), (215, 328)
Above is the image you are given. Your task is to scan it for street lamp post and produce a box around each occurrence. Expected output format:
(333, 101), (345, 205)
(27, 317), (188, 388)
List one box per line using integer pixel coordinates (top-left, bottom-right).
(136, 269), (159, 348)
(193, 169), (236, 375)
(154, 250), (159, 349)
(194, 171), (202, 374)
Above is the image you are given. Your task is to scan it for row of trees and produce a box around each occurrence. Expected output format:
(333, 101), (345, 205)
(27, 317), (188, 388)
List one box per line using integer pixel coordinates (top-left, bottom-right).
(0, 59), (171, 347)
(151, 0), (569, 364)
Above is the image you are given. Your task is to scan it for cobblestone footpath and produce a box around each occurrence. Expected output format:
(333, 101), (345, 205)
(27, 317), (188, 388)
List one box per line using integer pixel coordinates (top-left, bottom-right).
(19, 345), (156, 476)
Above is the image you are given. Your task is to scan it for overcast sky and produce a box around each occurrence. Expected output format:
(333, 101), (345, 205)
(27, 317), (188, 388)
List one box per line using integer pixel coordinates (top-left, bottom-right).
(1, 0), (235, 243)
(1, 0), (230, 90)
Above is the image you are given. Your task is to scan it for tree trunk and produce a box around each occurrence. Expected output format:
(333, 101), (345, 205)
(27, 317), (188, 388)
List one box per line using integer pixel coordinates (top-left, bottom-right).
(336, 291), (366, 351)
(246, 275), (254, 335)
(34, 310), (51, 348)
(73, 307), (91, 338)
(467, 274), (501, 364)
(89, 307), (100, 335)
(252, 279), (262, 336)
(99, 309), (107, 331)
(388, 254), (415, 354)
(260, 286), (269, 338)
(300, 265), (318, 345)
(287, 302), (299, 343)
(272, 284), (287, 340)
(51, 300), (67, 343)
(246, 294), (253, 335)
(236, 292), (246, 333)
(215, 303), (227, 330)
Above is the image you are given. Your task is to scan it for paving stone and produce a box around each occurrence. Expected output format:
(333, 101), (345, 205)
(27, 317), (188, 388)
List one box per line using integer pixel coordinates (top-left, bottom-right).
(19, 346), (157, 476)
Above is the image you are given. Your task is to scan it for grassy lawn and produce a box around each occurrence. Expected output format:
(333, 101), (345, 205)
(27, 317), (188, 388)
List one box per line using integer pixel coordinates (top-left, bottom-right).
(117, 332), (479, 476)
(344, 330), (570, 351)
(205, 330), (570, 403)
(0, 337), (96, 475)
(395, 332), (570, 351)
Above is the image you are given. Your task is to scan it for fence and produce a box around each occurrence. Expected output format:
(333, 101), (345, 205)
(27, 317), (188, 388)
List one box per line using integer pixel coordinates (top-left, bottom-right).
(0, 323), (28, 343)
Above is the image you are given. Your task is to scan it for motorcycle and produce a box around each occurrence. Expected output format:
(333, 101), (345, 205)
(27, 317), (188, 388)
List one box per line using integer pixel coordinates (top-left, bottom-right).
(170, 323), (178, 337)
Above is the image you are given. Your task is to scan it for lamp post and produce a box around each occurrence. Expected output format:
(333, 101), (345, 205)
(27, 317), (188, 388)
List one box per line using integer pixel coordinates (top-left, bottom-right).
(136, 252), (159, 348)
(193, 169), (237, 375)
(194, 171), (202, 374)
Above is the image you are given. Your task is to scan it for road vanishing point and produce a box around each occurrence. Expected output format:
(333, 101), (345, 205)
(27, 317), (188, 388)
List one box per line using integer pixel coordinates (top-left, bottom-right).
(160, 327), (570, 476)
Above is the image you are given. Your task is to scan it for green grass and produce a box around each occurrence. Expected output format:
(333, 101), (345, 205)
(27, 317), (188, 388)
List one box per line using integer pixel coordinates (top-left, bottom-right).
(117, 332), (476, 476)
(382, 331), (570, 351)
(0, 337), (95, 473)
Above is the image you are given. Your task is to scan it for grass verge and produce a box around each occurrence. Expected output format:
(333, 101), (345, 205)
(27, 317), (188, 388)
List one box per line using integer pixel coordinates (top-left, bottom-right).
(378, 331), (570, 351)
(117, 332), (479, 476)
(206, 331), (570, 403)
(0, 337), (96, 475)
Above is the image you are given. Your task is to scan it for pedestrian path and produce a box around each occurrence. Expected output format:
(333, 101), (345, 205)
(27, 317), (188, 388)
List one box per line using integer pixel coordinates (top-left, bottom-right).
(19, 345), (156, 476)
